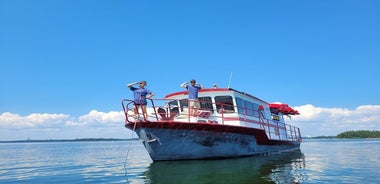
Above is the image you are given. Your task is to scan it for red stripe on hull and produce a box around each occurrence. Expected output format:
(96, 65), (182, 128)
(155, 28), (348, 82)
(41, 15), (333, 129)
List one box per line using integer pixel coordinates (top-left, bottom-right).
(125, 121), (300, 145)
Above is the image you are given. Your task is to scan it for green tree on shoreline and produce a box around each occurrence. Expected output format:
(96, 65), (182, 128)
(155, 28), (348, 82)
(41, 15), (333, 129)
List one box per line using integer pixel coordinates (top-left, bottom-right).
(337, 130), (380, 138)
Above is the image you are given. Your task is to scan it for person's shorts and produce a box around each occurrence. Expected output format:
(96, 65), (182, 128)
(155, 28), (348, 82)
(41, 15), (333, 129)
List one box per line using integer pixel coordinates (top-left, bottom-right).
(189, 100), (200, 108)
(134, 102), (147, 106)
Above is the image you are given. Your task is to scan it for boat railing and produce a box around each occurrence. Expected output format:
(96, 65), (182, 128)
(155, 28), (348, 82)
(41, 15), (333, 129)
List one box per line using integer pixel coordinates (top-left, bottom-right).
(122, 98), (225, 123)
(121, 98), (302, 142)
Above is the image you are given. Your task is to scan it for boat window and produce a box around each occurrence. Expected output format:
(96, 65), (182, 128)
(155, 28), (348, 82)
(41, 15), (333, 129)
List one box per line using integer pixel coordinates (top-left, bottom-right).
(199, 97), (214, 113)
(168, 100), (178, 108)
(252, 103), (259, 117)
(215, 96), (235, 113)
(236, 97), (245, 115)
(167, 100), (180, 115)
(244, 100), (254, 116)
(179, 99), (188, 112)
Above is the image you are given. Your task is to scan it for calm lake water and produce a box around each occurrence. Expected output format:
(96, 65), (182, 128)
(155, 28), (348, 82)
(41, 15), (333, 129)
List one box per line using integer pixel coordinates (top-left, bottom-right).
(0, 139), (379, 184)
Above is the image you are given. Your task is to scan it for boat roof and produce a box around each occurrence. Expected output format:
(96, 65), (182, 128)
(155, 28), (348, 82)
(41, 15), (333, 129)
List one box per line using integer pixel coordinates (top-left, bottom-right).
(165, 87), (300, 115)
(165, 88), (269, 104)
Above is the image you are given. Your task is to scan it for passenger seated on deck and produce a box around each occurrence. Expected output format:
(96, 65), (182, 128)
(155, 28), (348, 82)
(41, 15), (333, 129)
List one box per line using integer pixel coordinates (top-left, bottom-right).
(157, 107), (179, 120)
(169, 107), (179, 119)
(157, 107), (167, 120)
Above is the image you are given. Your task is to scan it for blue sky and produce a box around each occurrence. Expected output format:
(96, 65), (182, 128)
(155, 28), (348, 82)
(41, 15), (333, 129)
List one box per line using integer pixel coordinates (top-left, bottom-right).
(1, 0), (379, 140)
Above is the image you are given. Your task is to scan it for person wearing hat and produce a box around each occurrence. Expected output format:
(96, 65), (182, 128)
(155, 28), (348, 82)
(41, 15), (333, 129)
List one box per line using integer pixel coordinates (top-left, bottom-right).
(180, 79), (203, 116)
(127, 81), (154, 120)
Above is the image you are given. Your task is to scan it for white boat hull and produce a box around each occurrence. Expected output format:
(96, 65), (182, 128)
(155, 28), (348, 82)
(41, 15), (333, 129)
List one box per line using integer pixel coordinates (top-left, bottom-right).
(128, 122), (300, 161)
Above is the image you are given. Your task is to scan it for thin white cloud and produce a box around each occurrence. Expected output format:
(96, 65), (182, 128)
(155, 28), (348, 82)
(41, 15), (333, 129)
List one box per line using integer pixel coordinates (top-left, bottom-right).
(75, 110), (124, 126)
(292, 104), (380, 136)
(0, 112), (69, 128)
(293, 104), (380, 124)
(0, 111), (128, 140)
(0, 110), (125, 129)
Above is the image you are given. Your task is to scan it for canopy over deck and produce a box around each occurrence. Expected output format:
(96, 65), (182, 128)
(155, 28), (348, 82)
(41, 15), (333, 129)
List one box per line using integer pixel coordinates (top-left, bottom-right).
(269, 103), (299, 115)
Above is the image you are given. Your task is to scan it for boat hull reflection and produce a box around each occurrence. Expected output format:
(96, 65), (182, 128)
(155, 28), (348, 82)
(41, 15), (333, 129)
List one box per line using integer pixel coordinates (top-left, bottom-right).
(143, 149), (306, 183)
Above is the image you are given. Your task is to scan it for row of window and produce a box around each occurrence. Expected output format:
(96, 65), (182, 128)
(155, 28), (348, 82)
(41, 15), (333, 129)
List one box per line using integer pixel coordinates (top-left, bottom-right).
(168, 95), (263, 118)
(168, 95), (234, 114)
(235, 97), (263, 117)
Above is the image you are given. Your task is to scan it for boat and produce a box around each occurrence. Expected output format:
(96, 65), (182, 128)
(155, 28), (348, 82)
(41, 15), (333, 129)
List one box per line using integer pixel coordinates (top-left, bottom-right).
(122, 87), (302, 161)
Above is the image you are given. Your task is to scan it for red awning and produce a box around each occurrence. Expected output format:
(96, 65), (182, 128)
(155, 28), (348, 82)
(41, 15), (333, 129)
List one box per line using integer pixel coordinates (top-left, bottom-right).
(269, 103), (299, 115)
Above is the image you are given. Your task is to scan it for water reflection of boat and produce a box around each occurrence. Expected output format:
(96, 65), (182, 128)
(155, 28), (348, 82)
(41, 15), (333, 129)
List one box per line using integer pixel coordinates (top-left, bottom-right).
(122, 87), (302, 161)
(143, 149), (306, 184)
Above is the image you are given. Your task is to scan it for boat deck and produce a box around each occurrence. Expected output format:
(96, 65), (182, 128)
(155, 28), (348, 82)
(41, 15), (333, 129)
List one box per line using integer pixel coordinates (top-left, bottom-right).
(122, 98), (302, 143)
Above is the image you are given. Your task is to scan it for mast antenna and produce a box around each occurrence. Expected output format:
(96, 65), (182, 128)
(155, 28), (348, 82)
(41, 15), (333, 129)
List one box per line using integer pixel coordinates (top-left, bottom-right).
(227, 72), (233, 88)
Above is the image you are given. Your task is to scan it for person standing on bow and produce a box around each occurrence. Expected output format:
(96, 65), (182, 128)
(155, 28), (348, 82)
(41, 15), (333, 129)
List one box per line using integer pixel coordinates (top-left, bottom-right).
(181, 79), (203, 116)
(127, 80), (154, 120)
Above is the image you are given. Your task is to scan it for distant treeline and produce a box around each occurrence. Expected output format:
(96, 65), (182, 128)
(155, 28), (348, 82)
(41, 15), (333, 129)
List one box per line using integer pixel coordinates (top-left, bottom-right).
(305, 136), (336, 139)
(304, 130), (380, 139)
(337, 130), (380, 138)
